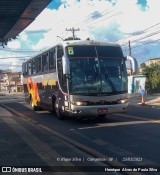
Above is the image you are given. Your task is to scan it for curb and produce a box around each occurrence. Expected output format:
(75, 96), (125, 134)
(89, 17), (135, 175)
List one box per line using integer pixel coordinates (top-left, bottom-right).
(129, 102), (160, 110)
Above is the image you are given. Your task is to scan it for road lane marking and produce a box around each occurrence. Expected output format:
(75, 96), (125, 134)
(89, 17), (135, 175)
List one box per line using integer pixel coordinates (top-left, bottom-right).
(70, 113), (159, 130)
(153, 120), (160, 123)
(112, 113), (154, 121)
(76, 120), (160, 130)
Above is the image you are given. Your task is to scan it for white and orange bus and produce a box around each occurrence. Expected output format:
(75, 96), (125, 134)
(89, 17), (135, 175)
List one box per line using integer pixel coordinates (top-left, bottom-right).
(22, 40), (137, 119)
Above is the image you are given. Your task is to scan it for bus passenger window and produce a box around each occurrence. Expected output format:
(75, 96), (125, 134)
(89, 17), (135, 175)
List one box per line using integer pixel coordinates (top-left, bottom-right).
(32, 59), (36, 75)
(28, 61), (32, 75)
(26, 63), (28, 75)
(49, 50), (56, 70)
(22, 63), (26, 76)
(42, 54), (48, 72)
(57, 46), (63, 58)
(37, 57), (41, 73)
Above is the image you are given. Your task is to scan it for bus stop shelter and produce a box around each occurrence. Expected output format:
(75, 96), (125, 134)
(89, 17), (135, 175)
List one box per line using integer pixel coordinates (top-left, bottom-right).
(0, 0), (51, 47)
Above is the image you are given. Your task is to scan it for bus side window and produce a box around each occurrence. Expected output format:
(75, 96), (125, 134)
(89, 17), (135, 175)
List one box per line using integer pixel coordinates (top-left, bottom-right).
(28, 61), (32, 75)
(37, 56), (42, 73)
(32, 59), (36, 75)
(49, 49), (56, 70)
(57, 46), (66, 92)
(57, 46), (64, 58)
(42, 54), (48, 72)
(22, 63), (25, 76)
(26, 62), (28, 76)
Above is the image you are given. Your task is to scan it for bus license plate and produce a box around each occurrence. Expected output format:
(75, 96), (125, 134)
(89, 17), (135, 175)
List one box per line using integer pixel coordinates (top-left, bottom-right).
(98, 108), (108, 113)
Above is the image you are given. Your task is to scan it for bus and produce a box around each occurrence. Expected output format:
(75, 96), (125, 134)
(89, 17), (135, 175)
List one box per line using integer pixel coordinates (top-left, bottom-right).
(22, 40), (137, 119)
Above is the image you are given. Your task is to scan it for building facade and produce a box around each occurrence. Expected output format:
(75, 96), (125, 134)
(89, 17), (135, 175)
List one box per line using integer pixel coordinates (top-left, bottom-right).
(146, 57), (160, 65)
(0, 70), (23, 92)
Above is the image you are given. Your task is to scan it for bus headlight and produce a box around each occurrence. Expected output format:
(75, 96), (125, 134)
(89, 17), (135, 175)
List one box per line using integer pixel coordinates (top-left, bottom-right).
(72, 101), (87, 106)
(117, 99), (128, 104)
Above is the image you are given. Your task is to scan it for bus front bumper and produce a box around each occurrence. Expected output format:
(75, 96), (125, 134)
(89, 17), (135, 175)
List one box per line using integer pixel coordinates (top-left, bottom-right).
(68, 103), (128, 117)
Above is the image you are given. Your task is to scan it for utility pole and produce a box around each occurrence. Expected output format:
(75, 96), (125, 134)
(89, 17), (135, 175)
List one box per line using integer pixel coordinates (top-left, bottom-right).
(129, 40), (131, 56)
(129, 40), (132, 75)
(66, 27), (80, 40)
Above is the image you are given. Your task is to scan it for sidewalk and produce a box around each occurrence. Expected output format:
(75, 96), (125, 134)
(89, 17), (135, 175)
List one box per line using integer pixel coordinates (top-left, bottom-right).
(128, 93), (160, 109)
(0, 91), (24, 95)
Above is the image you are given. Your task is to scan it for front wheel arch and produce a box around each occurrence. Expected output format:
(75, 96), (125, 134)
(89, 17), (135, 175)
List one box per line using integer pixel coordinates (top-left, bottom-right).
(30, 94), (38, 111)
(55, 100), (66, 120)
(50, 95), (56, 114)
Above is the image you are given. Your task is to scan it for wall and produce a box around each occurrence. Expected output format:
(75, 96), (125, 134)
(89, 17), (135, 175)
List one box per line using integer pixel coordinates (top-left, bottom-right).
(128, 75), (146, 94)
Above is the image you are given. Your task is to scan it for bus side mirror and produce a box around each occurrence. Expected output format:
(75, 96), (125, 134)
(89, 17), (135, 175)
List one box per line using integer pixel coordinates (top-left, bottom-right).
(126, 55), (138, 74)
(62, 56), (70, 75)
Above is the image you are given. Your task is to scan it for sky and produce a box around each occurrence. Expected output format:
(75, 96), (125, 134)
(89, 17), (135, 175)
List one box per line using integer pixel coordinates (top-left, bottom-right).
(1, 0), (160, 71)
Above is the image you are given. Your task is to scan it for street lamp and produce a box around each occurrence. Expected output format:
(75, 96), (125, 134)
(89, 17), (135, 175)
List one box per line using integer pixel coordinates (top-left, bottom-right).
(57, 36), (64, 41)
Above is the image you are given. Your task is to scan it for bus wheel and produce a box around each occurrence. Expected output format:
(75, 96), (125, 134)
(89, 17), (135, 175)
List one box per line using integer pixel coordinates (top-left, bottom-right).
(50, 96), (56, 114)
(30, 96), (38, 111)
(56, 108), (66, 120)
(55, 103), (65, 120)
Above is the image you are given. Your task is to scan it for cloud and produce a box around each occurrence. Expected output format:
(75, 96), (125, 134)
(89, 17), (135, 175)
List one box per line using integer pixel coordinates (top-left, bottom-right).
(7, 40), (21, 49)
(22, 0), (160, 66)
(1, 0), (160, 71)
(90, 11), (102, 19)
(0, 56), (20, 71)
(32, 0), (150, 49)
(25, 29), (50, 34)
(28, 0), (116, 50)
(88, 21), (122, 42)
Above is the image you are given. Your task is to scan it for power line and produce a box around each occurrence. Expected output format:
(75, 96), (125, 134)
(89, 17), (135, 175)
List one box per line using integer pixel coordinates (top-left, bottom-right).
(141, 22), (160, 33)
(0, 56), (31, 59)
(122, 38), (160, 51)
(120, 29), (160, 46)
(0, 48), (40, 53)
(89, 12), (121, 26)
(117, 22), (160, 44)
(75, 4), (120, 28)
(54, 30), (68, 44)
(0, 64), (21, 67)
(79, 8), (116, 25)
(80, 11), (120, 27)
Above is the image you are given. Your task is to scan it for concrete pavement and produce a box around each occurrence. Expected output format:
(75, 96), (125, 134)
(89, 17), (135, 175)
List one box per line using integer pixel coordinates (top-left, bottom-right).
(0, 91), (160, 174)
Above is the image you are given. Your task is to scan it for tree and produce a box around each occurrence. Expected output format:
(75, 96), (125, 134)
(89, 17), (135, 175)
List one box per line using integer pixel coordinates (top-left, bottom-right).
(142, 63), (160, 93)
(140, 62), (146, 68)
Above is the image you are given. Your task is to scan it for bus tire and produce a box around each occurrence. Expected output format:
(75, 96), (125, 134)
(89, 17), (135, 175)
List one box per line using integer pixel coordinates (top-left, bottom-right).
(55, 102), (65, 120)
(30, 95), (38, 111)
(56, 109), (66, 120)
(50, 96), (56, 114)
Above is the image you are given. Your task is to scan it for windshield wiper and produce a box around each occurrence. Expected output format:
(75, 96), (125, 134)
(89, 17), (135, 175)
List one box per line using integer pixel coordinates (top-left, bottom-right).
(104, 73), (117, 93)
(71, 79), (79, 93)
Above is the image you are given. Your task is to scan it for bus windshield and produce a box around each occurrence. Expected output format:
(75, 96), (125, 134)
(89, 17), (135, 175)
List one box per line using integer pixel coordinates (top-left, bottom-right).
(67, 45), (127, 95)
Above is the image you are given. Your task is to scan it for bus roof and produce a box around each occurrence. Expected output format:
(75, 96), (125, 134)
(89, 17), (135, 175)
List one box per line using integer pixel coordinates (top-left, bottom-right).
(23, 40), (121, 63)
(61, 39), (121, 47)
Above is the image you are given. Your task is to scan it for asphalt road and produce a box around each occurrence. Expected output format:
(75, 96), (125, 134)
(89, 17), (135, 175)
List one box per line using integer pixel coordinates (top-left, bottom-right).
(0, 92), (160, 175)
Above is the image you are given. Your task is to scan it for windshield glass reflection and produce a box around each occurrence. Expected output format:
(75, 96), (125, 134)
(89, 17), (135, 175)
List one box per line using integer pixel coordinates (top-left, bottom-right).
(69, 57), (127, 95)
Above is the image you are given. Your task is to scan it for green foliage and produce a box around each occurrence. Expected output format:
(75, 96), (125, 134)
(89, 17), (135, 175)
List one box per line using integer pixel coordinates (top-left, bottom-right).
(142, 63), (160, 93)
(140, 62), (146, 68)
